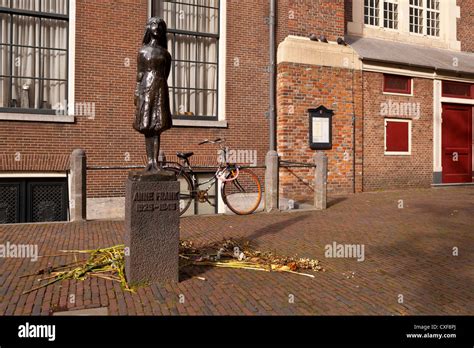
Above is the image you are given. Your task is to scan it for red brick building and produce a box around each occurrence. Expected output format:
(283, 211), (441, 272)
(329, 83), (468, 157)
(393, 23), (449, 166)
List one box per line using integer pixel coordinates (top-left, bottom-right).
(0, 0), (473, 223)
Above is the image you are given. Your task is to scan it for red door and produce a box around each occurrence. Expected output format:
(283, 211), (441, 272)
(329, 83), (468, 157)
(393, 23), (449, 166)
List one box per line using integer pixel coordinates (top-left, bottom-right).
(442, 104), (472, 183)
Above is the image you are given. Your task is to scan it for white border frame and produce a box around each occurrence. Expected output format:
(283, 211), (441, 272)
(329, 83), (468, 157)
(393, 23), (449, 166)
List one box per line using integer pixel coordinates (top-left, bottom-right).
(433, 79), (474, 175)
(384, 118), (412, 155)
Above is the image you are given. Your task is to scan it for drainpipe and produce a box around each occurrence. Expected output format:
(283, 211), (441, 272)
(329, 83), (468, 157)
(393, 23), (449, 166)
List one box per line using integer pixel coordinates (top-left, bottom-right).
(269, 0), (277, 151)
(265, 0), (279, 212)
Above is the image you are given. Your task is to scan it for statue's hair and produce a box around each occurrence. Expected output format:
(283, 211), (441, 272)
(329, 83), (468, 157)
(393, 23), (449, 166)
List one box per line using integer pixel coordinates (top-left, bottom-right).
(143, 17), (168, 49)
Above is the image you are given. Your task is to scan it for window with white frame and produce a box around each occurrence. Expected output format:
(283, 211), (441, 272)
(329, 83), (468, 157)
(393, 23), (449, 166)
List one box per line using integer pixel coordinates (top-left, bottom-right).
(383, 0), (398, 30)
(384, 118), (412, 155)
(426, 0), (440, 37)
(410, 0), (440, 36)
(365, 0), (399, 30)
(409, 0), (424, 34)
(0, 0), (69, 114)
(364, 0), (380, 26)
(152, 0), (219, 120)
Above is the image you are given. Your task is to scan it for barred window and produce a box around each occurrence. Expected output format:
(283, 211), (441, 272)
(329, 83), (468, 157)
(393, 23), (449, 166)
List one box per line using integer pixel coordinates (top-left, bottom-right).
(0, 0), (69, 113)
(152, 0), (219, 120)
(364, 0), (380, 26)
(383, 0), (398, 30)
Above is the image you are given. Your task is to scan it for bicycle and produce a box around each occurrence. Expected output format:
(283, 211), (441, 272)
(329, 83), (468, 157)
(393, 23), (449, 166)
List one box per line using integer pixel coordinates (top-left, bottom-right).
(162, 138), (262, 216)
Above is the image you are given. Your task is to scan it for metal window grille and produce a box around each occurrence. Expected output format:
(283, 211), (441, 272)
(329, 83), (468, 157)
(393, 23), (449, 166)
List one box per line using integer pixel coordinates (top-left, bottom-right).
(0, 183), (20, 224)
(0, 179), (68, 224)
(28, 182), (67, 222)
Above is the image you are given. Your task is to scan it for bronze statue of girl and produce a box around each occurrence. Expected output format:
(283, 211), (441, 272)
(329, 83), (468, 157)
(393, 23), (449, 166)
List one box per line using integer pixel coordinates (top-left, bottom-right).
(134, 17), (172, 172)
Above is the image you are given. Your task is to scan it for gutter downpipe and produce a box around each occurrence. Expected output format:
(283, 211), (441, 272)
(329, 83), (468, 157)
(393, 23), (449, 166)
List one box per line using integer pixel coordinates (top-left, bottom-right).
(269, 0), (277, 151)
(265, 0), (279, 212)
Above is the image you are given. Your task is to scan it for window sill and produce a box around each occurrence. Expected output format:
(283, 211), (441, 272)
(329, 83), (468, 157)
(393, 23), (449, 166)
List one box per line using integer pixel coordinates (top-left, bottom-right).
(384, 152), (412, 156)
(382, 91), (414, 97)
(173, 119), (228, 128)
(0, 113), (75, 123)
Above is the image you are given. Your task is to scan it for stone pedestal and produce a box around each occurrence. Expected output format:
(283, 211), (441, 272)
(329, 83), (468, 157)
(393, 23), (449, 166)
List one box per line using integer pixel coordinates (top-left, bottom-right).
(124, 170), (180, 285)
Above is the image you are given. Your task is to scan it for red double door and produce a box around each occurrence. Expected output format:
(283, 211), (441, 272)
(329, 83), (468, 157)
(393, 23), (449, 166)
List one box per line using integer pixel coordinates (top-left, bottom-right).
(442, 104), (473, 183)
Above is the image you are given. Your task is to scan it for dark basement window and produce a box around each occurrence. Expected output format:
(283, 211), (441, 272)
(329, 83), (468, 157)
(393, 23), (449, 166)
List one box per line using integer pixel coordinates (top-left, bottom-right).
(383, 74), (412, 95)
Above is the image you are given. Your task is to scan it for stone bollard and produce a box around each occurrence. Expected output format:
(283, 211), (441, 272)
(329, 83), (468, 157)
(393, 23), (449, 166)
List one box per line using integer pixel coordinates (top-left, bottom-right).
(265, 150), (280, 212)
(70, 149), (87, 222)
(314, 152), (328, 210)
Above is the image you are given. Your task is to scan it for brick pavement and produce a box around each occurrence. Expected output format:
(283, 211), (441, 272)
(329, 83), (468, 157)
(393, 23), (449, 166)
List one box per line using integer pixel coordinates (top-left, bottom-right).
(0, 187), (473, 315)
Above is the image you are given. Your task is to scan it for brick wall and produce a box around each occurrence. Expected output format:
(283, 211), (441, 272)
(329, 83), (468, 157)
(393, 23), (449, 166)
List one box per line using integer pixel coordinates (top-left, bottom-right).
(457, 0), (474, 53)
(0, 0), (272, 199)
(277, 62), (363, 201)
(278, 0), (345, 41)
(362, 72), (433, 191)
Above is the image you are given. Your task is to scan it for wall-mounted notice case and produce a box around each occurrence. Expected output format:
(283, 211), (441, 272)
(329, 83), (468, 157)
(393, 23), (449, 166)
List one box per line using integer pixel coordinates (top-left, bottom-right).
(309, 106), (333, 150)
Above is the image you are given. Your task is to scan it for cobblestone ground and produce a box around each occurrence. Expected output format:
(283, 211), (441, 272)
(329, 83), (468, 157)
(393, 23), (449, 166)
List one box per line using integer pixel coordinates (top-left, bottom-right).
(0, 187), (473, 316)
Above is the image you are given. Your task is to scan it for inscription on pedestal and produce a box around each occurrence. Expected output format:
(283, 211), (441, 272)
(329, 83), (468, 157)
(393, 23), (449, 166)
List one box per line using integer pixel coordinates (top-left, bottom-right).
(134, 191), (179, 212)
(125, 176), (180, 285)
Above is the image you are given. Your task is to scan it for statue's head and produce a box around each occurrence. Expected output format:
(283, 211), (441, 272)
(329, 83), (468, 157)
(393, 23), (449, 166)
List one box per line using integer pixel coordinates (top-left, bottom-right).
(143, 17), (167, 49)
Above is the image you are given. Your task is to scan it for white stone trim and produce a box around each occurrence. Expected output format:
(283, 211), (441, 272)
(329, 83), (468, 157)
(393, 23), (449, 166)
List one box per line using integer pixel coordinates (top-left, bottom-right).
(348, 0), (461, 50)
(68, 0), (76, 116)
(173, 119), (228, 128)
(440, 97), (474, 105)
(384, 118), (412, 156)
(217, 0), (227, 122)
(433, 79), (442, 172)
(0, 113), (75, 123)
(277, 36), (362, 70)
(362, 62), (474, 83)
(0, 173), (67, 178)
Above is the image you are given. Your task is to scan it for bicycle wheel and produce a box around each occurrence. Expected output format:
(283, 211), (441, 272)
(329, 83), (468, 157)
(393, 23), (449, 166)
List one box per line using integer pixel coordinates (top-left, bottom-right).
(163, 166), (194, 216)
(222, 168), (262, 215)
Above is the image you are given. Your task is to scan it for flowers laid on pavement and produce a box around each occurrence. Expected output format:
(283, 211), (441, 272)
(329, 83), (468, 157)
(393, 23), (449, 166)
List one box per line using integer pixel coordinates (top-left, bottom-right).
(21, 239), (323, 295)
